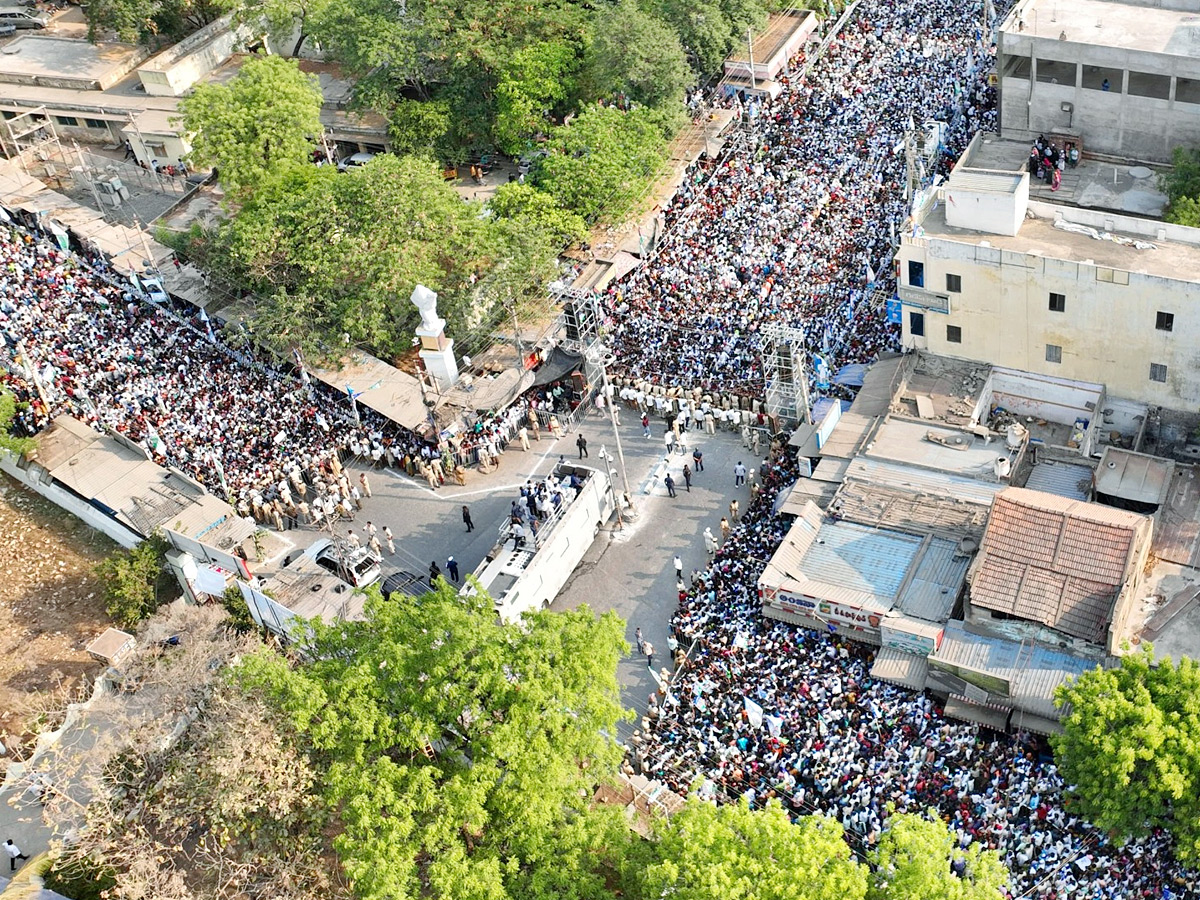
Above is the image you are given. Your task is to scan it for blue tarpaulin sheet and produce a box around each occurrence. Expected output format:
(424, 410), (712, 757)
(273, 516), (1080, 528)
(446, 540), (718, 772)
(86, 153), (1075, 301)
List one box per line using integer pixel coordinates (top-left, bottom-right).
(833, 364), (869, 387)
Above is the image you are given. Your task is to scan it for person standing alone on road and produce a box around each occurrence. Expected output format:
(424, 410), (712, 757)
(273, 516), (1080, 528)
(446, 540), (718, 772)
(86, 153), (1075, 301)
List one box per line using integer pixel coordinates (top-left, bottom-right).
(644, 641), (655, 670)
(447, 556), (460, 582)
(734, 461), (747, 486)
(682, 464), (692, 491)
(4, 840), (28, 871)
(384, 525), (396, 554)
(635, 627), (645, 654)
(674, 555), (683, 579)
(462, 505), (474, 533)
(664, 473), (677, 497)
(692, 447), (704, 472)
(577, 434), (589, 458)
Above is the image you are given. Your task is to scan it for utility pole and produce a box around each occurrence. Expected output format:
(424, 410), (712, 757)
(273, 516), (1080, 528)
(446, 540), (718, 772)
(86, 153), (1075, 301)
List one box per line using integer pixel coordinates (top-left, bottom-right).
(747, 27), (757, 92)
(506, 294), (525, 366)
(591, 347), (635, 525)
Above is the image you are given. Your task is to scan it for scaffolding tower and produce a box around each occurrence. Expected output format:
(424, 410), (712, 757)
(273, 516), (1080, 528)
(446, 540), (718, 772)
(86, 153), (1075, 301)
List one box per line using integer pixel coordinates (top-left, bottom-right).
(761, 321), (813, 427)
(0, 107), (63, 173)
(554, 286), (602, 356)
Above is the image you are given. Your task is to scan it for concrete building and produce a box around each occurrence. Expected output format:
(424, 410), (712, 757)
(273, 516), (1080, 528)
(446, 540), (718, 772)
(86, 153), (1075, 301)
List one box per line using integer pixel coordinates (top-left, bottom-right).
(895, 133), (1200, 413)
(722, 9), (818, 98)
(997, 0), (1200, 162)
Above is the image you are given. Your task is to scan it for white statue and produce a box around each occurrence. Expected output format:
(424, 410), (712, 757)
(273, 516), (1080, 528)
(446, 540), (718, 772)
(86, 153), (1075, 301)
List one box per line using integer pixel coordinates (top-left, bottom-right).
(411, 284), (441, 332)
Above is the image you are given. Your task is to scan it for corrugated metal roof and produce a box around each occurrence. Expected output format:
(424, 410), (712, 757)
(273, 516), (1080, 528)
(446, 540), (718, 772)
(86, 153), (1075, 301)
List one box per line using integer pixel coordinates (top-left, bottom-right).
(899, 537), (969, 622)
(800, 522), (921, 604)
(844, 457), (1002, 506)
(1024, 462), (1094, 501)
(947, 172), (1024, 194)
(931, 621), (1101, 719)
(870, 647), (930, 691)
(970, 487), (1147, 642)
(1094, 447), (1174, 506)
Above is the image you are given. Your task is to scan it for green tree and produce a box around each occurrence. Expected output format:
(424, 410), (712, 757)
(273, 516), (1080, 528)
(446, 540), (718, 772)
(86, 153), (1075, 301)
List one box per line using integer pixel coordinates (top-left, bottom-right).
(235, 0), (332, 57)
(588, 1), (692, 110)
(210, 154), (509, 359)
(94, 533), (172, 628)
(1054, 646), (1200, 864)
(490, 182), (588, 247)
(387, 98), (453, 158)
(534, 104), (672, 223)
(83, 0), (229, 44)
(647, 0), (770, 76)
(178, 55), (323, 196)
(1161, 146), (1200, 213)
(866, 813), (1007, 900)
(236, 581), (632, 900)
(0, 388), (35, 456)
(1166, 194), (1200, 227)
(632, 799), (867, 900)
(494, 40), (580, 155)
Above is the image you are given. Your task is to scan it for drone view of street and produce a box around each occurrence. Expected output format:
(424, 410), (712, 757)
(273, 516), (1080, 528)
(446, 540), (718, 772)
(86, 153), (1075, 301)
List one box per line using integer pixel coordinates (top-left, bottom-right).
(1, 0), (1200, 897)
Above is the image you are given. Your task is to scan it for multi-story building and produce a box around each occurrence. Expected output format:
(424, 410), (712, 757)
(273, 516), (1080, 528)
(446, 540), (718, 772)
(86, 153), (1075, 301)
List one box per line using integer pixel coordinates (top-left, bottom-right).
(894, 133), (1200, 412)
(997, 0), (1200, 162)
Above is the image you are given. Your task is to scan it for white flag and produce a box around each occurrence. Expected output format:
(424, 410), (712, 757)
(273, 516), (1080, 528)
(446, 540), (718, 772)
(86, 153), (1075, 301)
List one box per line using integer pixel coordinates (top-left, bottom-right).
(765, 715), (784, 738)
(744, 697), (764, 729)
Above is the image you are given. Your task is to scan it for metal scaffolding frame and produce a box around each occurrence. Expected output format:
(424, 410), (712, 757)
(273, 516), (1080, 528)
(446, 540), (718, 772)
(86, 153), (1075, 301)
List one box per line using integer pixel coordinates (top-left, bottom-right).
(0, 106), (62, 173)
(554, 286), (602, 356)
(761, 321), (812, 427)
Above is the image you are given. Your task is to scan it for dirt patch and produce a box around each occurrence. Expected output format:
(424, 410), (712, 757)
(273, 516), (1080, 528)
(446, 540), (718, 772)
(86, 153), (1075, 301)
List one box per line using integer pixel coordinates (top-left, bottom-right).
(0, 474), (116, 769)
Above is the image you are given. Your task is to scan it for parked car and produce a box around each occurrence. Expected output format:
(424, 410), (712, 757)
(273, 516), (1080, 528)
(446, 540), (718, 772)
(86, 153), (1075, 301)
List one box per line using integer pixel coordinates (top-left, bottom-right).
(133, 273), (168, 304)
(305, 538), (382, 588)
(0, 8), (51, 28)
(337, 151), (376, 172)
(381, 570), (424, 598)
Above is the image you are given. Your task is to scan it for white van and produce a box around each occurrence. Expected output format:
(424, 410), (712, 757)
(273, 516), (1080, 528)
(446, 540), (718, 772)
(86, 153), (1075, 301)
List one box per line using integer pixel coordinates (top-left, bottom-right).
(0, 8), (52, 28)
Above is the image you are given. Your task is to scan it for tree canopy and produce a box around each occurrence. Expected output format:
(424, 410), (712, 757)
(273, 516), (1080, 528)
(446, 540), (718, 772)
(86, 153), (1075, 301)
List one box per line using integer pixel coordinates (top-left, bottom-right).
(1054, 646), (1200, 864)
(206, 155), (508, 359)
(866, 813), (1007, 900)
(84, 0), (229, 45)
(178, 55), (323, 196)
(633, 798), (868, 900)
(1161, 146), (1200, 226)
(235, 581), (632, 900)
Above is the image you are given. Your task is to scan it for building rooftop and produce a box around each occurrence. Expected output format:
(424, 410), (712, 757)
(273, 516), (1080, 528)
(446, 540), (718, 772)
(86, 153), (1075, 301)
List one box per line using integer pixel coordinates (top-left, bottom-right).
(0, 35), (147, 90)
(833, 458), (999, 537)
(1154, 466), (1200, 568)
(964, 135), (1168, 217)
(1094, 446), (1174, 507)
(865, 417), (1011, 480)
(1003, 0), (1200, 59)
(970, 487), (1148, 642)
(29, 416), (254, 550)
(913, 198), (1200, 282)
(929, 620), (1104, 722)
(765, 502), (967, 623)
(1024, 460), (1094, 501)
(258, 552), (365, 624)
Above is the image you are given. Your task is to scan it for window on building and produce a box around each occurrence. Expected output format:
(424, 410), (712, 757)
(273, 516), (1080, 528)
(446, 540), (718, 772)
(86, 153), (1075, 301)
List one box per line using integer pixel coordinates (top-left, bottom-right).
(1150, 363), (1168, 383)
(909, 311), (925, 337)
(1035, 59), (1078, 86)
(1048, 292), (1066, 313)
(55, 116), (78, 127)
(1179, 78), (1200, 105)
(907, 261), (925, 288)
(945, 273), (962, 293)
(1003, 55), (1031, 80)
(83, 118), (106, 130)
(946, 325), (962, 343)
(1082, 65), (1122, 92)
(1156, 311), (1174, 332)
(1128, 71), (1171, 100)
(1046, 344), (1062, 364)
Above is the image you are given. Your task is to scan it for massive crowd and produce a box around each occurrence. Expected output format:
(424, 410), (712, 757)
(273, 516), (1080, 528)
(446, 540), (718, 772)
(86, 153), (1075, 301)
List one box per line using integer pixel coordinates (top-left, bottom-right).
(607, 0), (998, 397)
(0, 224), (431, 510)
(633, 443), (1194, 899)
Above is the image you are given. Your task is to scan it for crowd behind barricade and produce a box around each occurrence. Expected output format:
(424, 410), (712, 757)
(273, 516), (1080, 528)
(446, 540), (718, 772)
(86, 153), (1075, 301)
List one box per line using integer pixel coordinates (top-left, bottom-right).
(631, 438), (1194, 900)
(0, 223), (434, 523)
(605, 0), (1000, 399)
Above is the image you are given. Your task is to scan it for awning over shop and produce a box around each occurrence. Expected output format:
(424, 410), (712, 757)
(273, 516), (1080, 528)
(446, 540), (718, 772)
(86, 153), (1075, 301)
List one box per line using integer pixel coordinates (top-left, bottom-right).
(943, 695), (1010, 732)
(834, 364), (869, 387)
(1011, 709), (1064, 737)
(870, 647), (929, 692)
(308, 352), (429, 432)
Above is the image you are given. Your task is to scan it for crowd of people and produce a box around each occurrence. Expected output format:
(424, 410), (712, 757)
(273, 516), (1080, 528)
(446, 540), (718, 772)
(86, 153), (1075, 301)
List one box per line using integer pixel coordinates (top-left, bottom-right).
(606, 0), (1000, 397)
(0, 223), (432, 512)
(632, 441), (1194, 899)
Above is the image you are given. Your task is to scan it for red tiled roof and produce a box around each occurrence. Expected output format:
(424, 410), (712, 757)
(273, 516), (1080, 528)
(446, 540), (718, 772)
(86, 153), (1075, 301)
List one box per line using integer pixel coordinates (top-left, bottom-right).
(970, 488), (1146, 642)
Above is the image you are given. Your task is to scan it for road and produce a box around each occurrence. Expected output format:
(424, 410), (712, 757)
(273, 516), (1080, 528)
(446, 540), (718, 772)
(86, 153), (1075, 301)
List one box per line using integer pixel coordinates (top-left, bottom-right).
(319, 407), (760, 727)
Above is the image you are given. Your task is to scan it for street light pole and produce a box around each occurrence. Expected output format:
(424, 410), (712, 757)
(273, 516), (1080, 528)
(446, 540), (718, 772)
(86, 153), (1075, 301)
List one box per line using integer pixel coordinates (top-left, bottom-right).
(593, 347), (636, 525)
